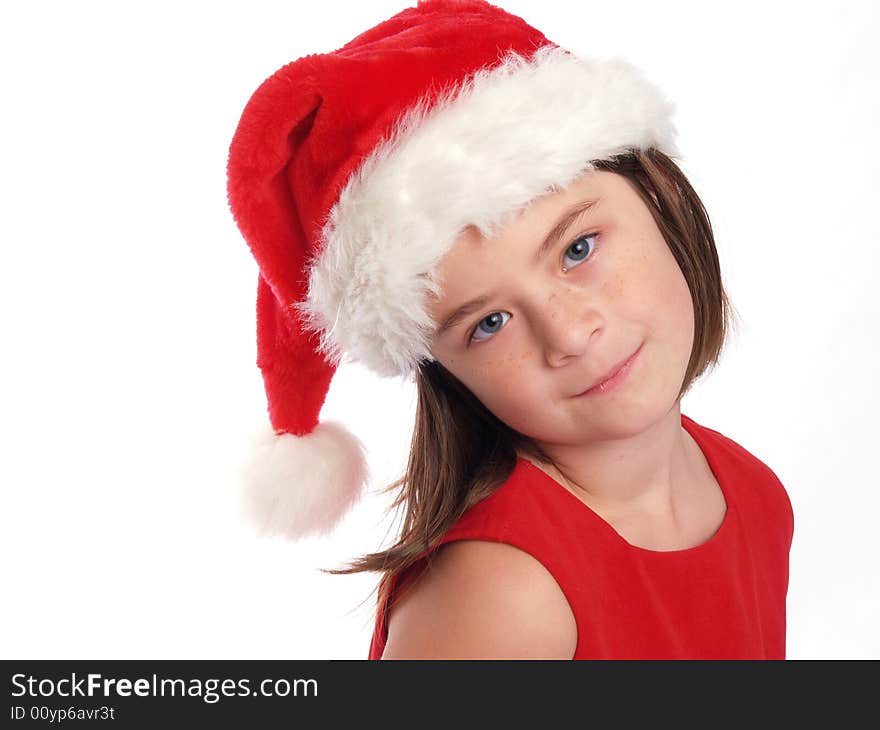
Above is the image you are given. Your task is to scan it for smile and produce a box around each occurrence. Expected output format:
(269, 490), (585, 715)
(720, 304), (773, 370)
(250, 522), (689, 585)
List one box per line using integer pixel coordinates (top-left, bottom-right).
(575, 343), (643, 397)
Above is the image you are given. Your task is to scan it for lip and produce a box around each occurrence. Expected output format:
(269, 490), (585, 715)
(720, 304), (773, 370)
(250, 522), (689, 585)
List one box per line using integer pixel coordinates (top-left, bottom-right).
(575, 343), (643, 397)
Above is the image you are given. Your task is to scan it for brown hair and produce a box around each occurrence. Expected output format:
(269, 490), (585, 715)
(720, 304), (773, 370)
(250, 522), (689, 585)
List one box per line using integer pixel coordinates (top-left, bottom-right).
(323, 148), (738, 628)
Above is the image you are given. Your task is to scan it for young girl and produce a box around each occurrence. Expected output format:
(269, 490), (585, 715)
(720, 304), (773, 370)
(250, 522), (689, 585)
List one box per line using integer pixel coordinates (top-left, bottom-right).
(226, 0), (794, 659)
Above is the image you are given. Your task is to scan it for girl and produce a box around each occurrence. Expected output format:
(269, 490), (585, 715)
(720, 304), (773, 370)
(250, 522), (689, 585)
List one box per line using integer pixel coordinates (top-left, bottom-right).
(226, 0), (794, 659)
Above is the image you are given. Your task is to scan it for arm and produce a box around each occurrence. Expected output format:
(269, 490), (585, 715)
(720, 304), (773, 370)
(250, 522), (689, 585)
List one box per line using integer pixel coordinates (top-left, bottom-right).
(381, 539), (577, 659)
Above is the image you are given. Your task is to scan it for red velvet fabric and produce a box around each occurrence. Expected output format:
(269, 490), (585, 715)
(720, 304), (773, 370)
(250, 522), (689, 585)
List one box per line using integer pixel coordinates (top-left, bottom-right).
(369, 413), (794, 659)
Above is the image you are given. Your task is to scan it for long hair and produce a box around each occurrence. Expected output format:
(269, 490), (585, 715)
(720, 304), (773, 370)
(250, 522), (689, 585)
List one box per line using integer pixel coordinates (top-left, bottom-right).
(323, 148), (738, 623)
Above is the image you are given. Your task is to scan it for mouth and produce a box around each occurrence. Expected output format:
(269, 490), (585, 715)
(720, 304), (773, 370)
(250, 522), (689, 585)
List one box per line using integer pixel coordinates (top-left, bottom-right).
(575, 343), (643, 397)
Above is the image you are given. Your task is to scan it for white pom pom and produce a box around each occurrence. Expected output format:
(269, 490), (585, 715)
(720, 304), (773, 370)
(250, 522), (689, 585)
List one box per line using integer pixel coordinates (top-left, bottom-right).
(236, 420), (370, 540)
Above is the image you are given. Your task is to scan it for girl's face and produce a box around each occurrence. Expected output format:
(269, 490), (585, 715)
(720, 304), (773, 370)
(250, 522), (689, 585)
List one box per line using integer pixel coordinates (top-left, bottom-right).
(427, 169), (695, 446)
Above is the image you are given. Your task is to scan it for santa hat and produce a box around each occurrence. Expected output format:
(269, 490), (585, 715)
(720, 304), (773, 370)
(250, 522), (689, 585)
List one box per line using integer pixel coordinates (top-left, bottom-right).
(226, 0), (680, 540)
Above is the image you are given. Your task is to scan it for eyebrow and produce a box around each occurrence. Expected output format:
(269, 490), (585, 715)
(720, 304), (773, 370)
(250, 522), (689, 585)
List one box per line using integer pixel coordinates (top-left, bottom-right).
(434, 197), (601, 338)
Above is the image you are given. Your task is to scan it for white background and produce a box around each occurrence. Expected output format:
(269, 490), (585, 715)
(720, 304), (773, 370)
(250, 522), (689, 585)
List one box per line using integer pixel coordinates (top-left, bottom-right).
(1, 0), (877, 659)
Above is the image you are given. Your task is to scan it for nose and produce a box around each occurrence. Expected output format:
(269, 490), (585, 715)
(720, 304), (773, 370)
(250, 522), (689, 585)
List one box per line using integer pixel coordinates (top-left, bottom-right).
(536, 288), (597, 368)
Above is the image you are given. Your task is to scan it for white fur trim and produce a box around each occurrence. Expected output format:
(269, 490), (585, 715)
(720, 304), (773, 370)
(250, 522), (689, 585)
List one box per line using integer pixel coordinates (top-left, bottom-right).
(295, 44), (680, 379)
(237, 420), (369, 540)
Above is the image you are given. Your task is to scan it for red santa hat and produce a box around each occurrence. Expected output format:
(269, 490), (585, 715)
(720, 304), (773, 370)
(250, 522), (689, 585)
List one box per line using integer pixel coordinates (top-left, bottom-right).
(226, 0), (680, 540)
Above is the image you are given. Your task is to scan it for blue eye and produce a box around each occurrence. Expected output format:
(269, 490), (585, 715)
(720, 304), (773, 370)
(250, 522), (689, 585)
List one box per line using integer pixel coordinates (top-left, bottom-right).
(467, 232), (600, 346)
(469, 311), (511, 344)
(562, 232), (598, 270)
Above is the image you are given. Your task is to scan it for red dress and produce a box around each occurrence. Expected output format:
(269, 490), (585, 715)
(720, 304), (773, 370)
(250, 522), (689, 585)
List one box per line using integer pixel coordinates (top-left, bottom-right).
(368, 413), (794, 659)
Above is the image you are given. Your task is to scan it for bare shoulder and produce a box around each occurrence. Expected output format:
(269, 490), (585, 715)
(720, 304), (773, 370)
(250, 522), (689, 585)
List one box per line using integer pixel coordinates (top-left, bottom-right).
(381, 539), (577, 659)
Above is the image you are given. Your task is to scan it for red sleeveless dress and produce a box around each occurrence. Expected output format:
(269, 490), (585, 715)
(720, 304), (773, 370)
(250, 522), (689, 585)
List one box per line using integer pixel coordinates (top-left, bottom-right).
(368, 413), (794, 659)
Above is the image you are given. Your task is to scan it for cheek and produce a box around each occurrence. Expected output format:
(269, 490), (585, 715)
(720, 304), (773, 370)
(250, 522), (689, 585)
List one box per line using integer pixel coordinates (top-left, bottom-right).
(656, 253), (696, 346)
(674, 274), (696, 344)
(470, 350), (530, 392)
(617, 235), (694, 338)
(643, 255), (696, 375)
(460, 354), (540, 414)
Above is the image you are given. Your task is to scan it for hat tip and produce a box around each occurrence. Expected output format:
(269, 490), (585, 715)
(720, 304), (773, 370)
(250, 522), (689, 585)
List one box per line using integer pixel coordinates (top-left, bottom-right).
(237, 420), (370, 540)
